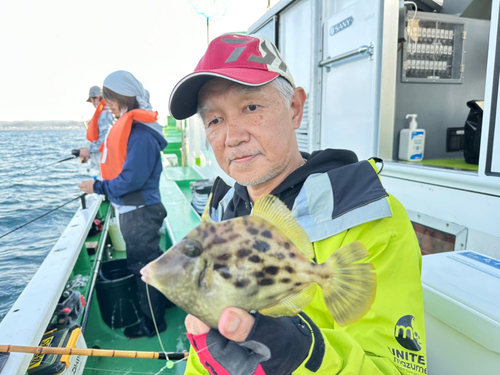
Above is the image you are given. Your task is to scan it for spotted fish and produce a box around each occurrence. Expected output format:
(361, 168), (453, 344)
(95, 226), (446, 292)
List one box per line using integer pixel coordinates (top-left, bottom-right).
(141, 194), (376, 328)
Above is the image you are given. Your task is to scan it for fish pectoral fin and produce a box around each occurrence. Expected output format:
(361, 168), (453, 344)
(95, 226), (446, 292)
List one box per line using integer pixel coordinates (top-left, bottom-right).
(252, 195), (314, 259)
(323, 241), (377, 327)
(258, 283), (317, 318)
(201, 193), (215, 223)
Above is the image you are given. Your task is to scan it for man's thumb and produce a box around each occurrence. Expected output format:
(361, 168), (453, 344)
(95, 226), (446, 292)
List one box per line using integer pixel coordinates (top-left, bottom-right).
(218, 307), (255, 343)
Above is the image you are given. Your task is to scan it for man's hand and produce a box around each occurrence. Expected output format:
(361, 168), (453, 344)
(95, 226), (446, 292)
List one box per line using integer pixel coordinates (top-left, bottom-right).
(186, 307), (255, 342)
(79, 147), (90, 163)
(185, 308), (316, 375)
(78, 180), (95, 194)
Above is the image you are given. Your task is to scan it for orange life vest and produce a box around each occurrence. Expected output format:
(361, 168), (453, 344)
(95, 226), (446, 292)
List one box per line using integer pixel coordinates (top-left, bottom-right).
(87, 99), (107, 142)
(99, 109), (158, 180)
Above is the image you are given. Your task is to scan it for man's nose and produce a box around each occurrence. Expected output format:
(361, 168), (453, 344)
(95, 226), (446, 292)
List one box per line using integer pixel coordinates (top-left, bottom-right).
(225, 118), (250, 147)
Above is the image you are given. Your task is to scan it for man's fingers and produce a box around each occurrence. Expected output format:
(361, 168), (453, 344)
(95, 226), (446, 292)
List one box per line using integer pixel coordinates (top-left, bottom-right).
(185, 314), (211, 336)
(218, 307), (255, 343)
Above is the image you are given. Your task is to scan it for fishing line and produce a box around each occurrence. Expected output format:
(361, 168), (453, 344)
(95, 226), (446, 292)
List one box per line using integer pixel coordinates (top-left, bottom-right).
(0, 152), (79, 187)
(0, 194), (85, 240)
(146, 285), (167, 354)
(145, 285), (218, 369)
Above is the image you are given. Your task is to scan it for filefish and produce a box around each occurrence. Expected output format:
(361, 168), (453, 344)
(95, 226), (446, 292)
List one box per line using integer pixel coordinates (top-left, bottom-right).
(141, 194), (377, 329)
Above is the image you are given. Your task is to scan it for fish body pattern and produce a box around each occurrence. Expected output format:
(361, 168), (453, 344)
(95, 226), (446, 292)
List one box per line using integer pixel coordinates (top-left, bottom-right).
(142, 195), (376, 329)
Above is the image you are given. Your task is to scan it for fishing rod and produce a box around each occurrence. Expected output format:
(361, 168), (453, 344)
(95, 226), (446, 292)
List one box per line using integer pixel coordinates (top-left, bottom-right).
(0, 194), (86, 240)
(81, 205), (111, 334)
(0, 149), (80, 187)
(81, 115), (88, 130)
(0, 344), (188, 361)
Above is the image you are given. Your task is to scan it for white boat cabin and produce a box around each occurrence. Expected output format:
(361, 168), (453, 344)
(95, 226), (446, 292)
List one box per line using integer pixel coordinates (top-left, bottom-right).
(180, 1), (500, 374)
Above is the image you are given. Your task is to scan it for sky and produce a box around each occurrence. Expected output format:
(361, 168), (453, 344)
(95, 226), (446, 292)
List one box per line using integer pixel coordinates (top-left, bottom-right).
(0, 0), (279, 123)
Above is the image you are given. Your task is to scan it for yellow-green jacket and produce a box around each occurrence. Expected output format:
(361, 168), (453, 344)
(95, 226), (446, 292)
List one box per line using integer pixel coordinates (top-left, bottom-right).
(185, 154), (427, 374)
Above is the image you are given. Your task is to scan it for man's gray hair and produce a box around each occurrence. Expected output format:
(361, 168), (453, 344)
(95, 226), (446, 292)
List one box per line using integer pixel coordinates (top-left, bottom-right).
(269, 77), (295, 108)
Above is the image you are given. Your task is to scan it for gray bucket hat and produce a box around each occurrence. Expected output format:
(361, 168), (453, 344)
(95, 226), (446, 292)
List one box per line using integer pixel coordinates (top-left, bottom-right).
(86, 86), (102, 102)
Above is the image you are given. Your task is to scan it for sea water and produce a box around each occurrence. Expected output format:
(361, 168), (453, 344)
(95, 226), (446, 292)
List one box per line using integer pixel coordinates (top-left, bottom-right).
(0, 128), (91, 321)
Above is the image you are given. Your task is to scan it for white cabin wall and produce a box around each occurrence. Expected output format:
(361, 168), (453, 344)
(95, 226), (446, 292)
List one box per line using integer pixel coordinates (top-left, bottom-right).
(247, 0), (500, 259)
(319, 0), (382, 160)
(381, 174), (500, 258)
(278, 0), (315, 153)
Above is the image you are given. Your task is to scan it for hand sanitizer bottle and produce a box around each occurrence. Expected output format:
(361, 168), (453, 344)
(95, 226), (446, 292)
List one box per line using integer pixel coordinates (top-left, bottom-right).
(399, 114), (425, 161)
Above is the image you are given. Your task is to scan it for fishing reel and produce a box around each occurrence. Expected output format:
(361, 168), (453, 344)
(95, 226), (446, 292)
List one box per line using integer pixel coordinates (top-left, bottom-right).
(49, 288), (86, 329)
(71, 149), (80, 157)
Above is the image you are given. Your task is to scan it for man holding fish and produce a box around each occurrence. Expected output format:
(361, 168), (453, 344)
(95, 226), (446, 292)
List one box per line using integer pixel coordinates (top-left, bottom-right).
(142, 34), (427, 374)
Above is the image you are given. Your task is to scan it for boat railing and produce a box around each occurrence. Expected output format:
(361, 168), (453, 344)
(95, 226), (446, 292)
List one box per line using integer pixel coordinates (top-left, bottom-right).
(0, 195), (103, 375)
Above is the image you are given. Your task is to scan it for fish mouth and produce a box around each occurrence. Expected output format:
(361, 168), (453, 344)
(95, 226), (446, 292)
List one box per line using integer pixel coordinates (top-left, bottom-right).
(140, 264), (152, 285)
(198, 260), (208, 288)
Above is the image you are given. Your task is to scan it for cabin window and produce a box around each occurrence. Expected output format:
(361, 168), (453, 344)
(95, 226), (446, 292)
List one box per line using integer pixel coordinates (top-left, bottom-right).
(392, 6), (491, 173)
(407, 209), (468, 255)
(412, 222), (456, 255)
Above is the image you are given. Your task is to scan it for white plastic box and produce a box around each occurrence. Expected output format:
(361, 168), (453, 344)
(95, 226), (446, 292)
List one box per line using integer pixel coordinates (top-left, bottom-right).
(422, 251), (500, 375)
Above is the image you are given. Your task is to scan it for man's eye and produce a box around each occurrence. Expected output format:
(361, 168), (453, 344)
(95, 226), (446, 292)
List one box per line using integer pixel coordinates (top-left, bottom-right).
(208, 118), (221, 126)
(246, 105), (258, 111)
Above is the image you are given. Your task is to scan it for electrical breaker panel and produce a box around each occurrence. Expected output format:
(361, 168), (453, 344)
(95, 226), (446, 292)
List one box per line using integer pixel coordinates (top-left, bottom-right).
(402, 11), (467, 84)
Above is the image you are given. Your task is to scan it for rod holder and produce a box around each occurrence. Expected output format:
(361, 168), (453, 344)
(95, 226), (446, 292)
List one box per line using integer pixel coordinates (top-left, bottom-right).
(80, 194), (87, 210)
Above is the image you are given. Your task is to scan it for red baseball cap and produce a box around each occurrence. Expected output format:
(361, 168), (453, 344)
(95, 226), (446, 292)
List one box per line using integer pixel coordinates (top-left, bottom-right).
(169, 33), (295, 120)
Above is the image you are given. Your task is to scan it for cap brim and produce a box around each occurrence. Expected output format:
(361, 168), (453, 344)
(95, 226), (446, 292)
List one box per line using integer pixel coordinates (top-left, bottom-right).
(169, 68), (279, 120)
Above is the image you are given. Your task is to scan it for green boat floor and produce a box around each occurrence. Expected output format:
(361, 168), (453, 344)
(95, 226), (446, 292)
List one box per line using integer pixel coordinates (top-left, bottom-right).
(83, 298), (189, 375)
(81, 167), (204, 375)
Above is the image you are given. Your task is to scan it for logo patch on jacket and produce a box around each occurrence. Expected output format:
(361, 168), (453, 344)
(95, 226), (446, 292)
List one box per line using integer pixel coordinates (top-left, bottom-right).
(387, 315), (426, 374)
(394, 315), (422, 351)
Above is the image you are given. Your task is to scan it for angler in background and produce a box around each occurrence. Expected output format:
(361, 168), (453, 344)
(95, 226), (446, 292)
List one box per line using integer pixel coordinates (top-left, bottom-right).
(78, 71), (171, 339)
(168, 34), (427, 375)
(78, 86), (114, 171)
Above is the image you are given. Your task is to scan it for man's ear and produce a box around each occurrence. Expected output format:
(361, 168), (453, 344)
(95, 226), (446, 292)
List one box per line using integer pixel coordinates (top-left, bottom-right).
(290, 88), (307, 130)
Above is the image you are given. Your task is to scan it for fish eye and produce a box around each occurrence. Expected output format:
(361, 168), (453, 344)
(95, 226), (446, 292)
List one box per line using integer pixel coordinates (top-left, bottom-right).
(182, 239), (203, 258)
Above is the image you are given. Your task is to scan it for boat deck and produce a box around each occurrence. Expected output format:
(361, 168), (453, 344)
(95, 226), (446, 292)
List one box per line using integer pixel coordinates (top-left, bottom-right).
(0, 126), (205, 374)
(82, 164), (203, 375)
(83, 296), (189, 375)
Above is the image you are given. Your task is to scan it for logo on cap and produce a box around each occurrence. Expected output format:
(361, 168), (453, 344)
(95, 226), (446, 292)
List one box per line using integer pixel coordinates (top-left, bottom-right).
(221, 37), (288, 72)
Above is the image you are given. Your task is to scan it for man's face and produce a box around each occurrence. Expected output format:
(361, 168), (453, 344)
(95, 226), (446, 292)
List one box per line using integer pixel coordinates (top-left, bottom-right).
(90, 97), (100, 109)
(198, 79), (303, 188)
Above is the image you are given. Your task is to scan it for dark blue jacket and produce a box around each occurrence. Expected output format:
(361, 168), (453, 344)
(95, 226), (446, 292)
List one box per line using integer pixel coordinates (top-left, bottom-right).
(93, 122), (167, 206)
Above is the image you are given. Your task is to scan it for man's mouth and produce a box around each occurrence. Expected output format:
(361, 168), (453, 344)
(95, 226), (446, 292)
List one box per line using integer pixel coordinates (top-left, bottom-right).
(232, 155), (255, 163)
(227, 151), (261, 165)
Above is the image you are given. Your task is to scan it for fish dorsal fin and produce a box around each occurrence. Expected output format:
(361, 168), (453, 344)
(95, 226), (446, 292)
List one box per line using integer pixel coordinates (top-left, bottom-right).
(201, 193), (214, 223)
(258, 284), (317, 317)
(252, 195), (314, 259)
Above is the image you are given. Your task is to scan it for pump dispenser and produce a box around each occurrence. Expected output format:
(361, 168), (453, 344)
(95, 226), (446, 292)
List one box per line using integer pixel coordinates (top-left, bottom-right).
(399, 114), (425, 161)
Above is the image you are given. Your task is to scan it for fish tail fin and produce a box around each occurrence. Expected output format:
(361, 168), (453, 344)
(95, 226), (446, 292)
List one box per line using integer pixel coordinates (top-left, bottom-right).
(322, 241), (376, 327)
